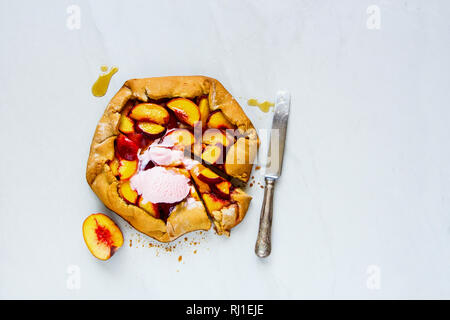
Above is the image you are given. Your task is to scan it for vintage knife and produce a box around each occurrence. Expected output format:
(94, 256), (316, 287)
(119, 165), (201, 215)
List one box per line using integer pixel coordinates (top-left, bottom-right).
(255, 91), (290, 258)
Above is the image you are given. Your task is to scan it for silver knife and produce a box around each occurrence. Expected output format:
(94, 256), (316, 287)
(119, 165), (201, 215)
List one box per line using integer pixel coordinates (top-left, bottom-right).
(255, 91), (290, 258)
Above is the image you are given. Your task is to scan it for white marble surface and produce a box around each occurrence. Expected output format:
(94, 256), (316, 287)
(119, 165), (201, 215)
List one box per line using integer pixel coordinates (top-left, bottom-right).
(1, 0), (450, 299)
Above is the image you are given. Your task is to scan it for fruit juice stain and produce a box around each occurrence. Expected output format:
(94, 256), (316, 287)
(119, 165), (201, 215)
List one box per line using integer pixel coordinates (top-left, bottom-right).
(247, 99), (274, 113)
(92, 65), (119, 97)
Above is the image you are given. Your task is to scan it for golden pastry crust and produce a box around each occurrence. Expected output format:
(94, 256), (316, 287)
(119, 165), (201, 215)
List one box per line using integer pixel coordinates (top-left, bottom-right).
(210, 188), (252, 236)
(86, 76), (258, 242)
(189, 163), (251, 236)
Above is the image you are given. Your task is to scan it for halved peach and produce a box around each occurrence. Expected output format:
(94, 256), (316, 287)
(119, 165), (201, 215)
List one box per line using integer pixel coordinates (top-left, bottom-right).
(118, 159), (138, 180)
(82, 213), (124, 261)
(129, 103), (169, 125)
(118, 115), (135, 134)
(116, 134), (139, 161)
(202, 129), (231, 147)
(136, 121), (166, 138)
(199, 97), (210, 127)
(197, 167), (223, 184)
(166, 98), (200, 127)
(118, 181), (138, 204)
(203, 193), (229, 213)
(214, 180), (232, 199)
(164, 129), (195, 147)
(109, 158), (119, 176)
(206, 110), (234, 130)
(201, 144), (223, 164)
(138, 197), (159, 218)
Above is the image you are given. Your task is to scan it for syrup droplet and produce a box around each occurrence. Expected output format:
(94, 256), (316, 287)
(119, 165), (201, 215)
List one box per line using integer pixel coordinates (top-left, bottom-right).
(247, 98), (274, 113)
(92, 65), (119, 97)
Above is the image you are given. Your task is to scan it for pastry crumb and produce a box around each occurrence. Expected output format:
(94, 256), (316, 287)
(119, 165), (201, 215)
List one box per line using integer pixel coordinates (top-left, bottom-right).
(178, 255), (182, 262)
(194, 250), (197, 254)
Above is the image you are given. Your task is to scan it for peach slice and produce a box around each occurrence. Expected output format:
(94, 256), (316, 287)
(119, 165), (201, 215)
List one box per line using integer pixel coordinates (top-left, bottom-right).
(126, 132), (148, 149)
(136, 121), (166, 138)
(116, 134), (139, 161)
(109, 158), (119, 176)
(164, 129), (195, 147)
(202, 129), (231, 147)
(190, 185), (201, 201)
(199, 97), (210, 127)
(206, 110), (234, 130)
(118, 181), (138, 204)
(129, 103), (169, 125)
(118, 115), (135, 134)
(118, 159), (138, 180)
(214, 180), (232, 199)
(197, 167), (223, 184)
(82, 213), (124, 261)
(203, 193), (229, 213)
(166, 98), (200, 127)
(201, 144), (223, 164)
(138, 197), (159, 218)
(190, 167), (211, 193)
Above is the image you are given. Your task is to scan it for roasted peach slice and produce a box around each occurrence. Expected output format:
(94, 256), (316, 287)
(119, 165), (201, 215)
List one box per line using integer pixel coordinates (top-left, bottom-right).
(166, 98), (200, 127)
(214, 180), (232, 199)
(203, 193), (229, 213)
(118, 115), (135, 134)
(199, 97), (210, 127)
(116, 134), (139, 161)
(190, 168), (211, 193)
(109, 158), (119, 176)
(201, 144), (223, 164)
(164, 128), (195, 147)
(197, 167), (223, 184)
(190, 185), (201, 201)
(126, 132), (148, 149)
(202, 129), (231, 147)
(138, 197), (159, 218)
(206, 110), (234, 130)
(82, 213), (124, 261)
(118, 159), (138, 180)
(129, 103), (169, 125)
(118, 181), (138, 204)
(136, 121), (166, 138)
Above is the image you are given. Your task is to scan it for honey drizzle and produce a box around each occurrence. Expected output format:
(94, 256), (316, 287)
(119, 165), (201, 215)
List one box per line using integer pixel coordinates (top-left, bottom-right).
(247, 98), (274, 113)
(91, 65), (118, 97)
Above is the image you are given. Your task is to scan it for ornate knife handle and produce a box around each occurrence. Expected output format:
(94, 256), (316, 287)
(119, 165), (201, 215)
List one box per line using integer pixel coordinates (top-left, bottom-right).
(255, 177), (276, 258)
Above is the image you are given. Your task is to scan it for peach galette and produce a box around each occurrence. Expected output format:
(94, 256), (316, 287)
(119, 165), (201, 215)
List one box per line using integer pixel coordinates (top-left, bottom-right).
(86, 76), (259, 242)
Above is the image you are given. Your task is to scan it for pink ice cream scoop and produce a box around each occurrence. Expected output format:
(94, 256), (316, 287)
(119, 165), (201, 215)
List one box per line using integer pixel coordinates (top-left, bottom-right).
(139, 146), (184, 169)
(130, 166), (190, 204)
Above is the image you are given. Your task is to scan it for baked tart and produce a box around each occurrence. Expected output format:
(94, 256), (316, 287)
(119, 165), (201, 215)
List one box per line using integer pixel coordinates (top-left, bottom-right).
(86, 76), (259, 242)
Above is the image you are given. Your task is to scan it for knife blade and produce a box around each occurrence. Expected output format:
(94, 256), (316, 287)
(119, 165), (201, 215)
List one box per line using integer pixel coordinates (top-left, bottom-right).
(255, 91), (290, 258)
